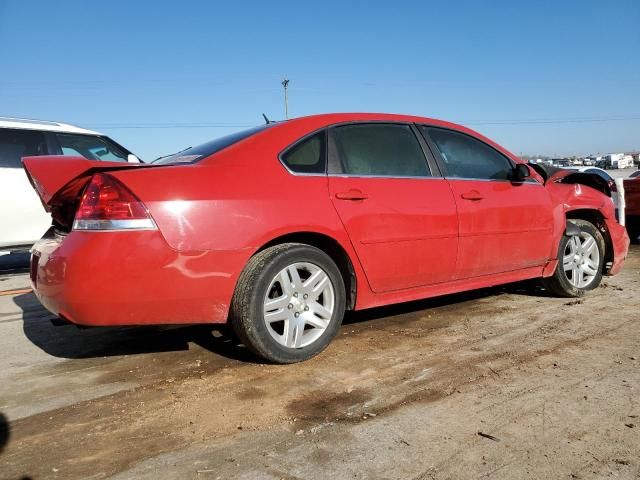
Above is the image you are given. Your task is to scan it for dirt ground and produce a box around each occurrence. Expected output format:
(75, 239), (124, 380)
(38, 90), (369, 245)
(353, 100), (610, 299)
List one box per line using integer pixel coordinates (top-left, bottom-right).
(0, 246), (639, 480)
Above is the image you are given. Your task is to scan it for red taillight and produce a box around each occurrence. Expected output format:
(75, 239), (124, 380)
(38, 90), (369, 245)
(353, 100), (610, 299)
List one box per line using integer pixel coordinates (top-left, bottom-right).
(73, 173), (156, 231)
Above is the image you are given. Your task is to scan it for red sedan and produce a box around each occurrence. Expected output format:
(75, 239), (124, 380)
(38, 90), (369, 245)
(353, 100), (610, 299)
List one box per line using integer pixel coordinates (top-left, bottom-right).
(24, 113), (629, 363)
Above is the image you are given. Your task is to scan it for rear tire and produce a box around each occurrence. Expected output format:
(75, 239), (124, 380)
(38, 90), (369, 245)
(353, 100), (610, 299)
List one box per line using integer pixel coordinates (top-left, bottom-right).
(542, 220), (605, 297)
(230, 243), (346, 364)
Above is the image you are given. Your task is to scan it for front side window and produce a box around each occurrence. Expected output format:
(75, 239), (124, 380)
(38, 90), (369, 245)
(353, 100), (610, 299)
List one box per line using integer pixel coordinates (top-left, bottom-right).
(281, 130), (326, 174)
(332, 124), (430, 177)
(0, 129), (47, 168)
(422, 127), (513, 180)
(56, 134), (128, 162)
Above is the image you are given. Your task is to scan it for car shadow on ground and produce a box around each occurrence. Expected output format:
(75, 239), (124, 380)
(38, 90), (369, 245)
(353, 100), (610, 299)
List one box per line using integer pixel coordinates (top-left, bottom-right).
(343, 279), (551, 325)
(13, 279), (548, 363)
(12, 292), (257, 363)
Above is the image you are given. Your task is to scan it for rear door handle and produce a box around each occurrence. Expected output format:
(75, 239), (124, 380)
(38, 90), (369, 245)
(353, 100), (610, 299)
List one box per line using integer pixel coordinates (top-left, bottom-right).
(460, 190), (484, 201)
(335, 189), (368, 201)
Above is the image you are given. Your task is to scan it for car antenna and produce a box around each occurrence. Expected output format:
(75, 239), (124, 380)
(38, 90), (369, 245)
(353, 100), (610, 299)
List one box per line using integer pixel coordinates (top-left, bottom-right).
(262, 113), (271, 124)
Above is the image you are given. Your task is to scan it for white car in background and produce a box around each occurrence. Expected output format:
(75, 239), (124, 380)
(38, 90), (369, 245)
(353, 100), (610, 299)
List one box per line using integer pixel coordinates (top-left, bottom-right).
(0, 117), (141, 253)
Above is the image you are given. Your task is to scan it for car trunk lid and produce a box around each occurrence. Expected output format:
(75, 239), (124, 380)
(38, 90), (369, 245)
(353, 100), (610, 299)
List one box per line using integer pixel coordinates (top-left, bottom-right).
(22, 155), (157, 231)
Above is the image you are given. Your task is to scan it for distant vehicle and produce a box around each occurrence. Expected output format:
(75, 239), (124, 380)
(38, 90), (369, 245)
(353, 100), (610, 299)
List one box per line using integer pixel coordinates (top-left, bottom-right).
(595, 159), (611, 169)
(24, 113), (629, 363)
(582, 158), (595, 166)
(552, 159), (571, 167)
(624, 174), (640, 242)
(612, 157), (632, 169)
(0, 117), (141, 252)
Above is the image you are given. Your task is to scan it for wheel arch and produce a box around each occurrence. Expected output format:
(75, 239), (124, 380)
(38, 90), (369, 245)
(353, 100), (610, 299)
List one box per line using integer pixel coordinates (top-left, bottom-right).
(256, 231), (358, 310)
(565, 209), (614, 273)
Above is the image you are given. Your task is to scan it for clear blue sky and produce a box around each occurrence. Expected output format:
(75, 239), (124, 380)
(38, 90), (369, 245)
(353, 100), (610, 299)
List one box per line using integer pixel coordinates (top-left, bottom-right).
(1, 0), (638, 160)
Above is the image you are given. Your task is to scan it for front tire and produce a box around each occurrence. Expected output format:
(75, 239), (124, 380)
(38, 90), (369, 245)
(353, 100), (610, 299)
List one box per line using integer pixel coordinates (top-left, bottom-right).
(230, 243), (346, 364)
(542, 219), (605, 297)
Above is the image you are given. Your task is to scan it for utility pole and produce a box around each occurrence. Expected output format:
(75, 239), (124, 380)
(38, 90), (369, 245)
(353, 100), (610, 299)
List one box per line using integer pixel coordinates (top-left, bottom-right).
(282, 77), (290, 119)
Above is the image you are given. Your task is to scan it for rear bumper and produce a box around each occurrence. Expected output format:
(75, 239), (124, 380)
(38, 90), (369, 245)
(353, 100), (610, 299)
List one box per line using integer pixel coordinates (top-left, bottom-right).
(30, 230), (245, 326)
(606, 218), (629, 276)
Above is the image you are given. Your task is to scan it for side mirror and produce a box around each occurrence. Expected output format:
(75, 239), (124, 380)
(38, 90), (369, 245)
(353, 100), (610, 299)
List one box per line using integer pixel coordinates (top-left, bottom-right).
(127, 154), (141, 164)
(512, 163), (530, 181)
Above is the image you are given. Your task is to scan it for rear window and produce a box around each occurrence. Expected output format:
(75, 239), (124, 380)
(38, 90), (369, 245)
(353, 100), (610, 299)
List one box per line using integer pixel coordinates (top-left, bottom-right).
(153, 125), (271, 165)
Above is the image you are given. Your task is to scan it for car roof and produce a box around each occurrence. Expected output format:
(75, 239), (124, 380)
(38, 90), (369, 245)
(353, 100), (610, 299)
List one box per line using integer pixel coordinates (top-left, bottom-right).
(276, 112), (477, 132)
(261, 113), (520, 161)
(0, 117), (101, 135)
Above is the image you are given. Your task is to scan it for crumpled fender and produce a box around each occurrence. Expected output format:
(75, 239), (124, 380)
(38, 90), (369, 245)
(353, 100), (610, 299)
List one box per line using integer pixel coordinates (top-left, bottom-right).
(539, 178), (616, 277)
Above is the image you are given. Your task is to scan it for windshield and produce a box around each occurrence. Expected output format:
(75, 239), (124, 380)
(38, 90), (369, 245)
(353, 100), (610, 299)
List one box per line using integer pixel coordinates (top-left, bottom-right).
(56, 133), (135, 163)
(153, 124), (271, 165)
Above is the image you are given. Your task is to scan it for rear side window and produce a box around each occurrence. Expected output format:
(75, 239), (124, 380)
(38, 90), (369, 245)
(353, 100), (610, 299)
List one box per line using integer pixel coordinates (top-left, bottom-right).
(422, 127), (513, 180)
(281, 130), (326, 174)
(56, 133), (128, 162)
(332, 124), (430, 177)
(0, 129), (47, 168)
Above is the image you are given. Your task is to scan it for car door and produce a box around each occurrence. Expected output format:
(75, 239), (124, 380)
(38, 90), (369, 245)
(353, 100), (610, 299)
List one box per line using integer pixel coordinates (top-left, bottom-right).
(327, 123), (458, 293)
(420, 126), (554, 279)
(0, 128), (52, 248)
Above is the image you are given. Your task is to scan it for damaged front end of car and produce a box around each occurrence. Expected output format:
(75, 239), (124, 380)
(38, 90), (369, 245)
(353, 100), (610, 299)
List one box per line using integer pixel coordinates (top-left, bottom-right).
(529, 162), (628, 276)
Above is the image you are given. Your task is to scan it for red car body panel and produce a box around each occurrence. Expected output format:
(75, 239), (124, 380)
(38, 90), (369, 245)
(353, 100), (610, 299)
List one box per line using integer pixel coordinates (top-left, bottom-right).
(327, 176), (458, 292)
(446, 179), (554, 278)
(624, 177), (640, 217)
(24, 113), (630, 327)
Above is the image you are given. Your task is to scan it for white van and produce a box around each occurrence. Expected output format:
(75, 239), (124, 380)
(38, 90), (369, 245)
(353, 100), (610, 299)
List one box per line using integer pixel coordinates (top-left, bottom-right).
(0, 117), (141, 253)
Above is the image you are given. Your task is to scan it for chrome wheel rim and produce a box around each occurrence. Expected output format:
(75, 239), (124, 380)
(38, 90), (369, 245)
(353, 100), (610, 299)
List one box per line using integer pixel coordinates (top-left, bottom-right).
(263, 262), (335, 349)
(563, 232), (600, 288)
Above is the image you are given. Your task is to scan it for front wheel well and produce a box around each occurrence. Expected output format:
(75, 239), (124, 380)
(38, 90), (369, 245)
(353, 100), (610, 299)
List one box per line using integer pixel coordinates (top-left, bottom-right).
(257, 232), (357, 310)
(566, 209), (614, 273)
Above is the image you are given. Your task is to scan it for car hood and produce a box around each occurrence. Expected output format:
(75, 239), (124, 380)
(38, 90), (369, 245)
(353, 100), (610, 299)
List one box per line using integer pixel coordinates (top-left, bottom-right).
(528, 162), (615, 197)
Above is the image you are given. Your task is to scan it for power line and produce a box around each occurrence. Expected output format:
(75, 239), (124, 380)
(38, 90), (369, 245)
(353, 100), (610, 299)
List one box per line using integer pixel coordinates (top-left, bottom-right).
(86, 115), (640, 130)
(464, 116), (640, 126)
(87, 123), (255, 129)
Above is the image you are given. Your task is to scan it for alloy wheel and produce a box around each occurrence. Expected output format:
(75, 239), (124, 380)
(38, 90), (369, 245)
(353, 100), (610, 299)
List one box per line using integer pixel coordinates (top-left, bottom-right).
(263, 262), (335, 348)
(563, 232), (600, 288)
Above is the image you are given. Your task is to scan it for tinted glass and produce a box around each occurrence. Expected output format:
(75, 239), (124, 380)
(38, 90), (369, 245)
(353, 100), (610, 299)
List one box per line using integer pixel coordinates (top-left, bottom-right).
(281, 130), (325, 174)
(423, 127), (513, 180)
(0, 129), (47, 168)
(56, 134), (128, 162)
(154, 124), (271, 165)
(333, 124), (429, 177)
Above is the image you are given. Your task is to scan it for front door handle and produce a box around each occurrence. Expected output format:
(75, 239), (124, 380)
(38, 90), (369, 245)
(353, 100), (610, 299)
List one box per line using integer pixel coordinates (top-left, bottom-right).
(460, 190), (484, 201)
(335, 189), (368, 201)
